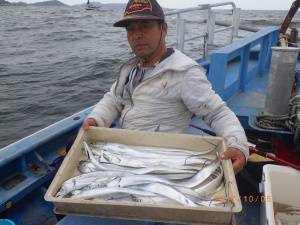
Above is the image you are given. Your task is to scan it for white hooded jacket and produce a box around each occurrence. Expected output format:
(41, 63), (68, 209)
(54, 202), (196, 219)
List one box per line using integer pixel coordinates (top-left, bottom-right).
(88, 49), (249, 159)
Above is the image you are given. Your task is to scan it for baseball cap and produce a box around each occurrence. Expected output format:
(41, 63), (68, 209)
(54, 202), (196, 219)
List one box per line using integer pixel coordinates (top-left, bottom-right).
(113, 0), (165, 27)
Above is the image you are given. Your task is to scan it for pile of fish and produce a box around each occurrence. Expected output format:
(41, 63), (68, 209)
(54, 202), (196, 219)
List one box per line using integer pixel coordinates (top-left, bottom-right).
(56, 142), (228, 207)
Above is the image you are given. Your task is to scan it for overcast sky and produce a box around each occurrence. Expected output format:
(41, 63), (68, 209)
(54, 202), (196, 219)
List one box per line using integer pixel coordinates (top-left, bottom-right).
(8, 0), (296, 10)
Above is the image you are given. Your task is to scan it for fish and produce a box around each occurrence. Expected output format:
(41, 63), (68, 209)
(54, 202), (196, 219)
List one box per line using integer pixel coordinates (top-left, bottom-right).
(156, 173), (197, 180)
(141, 183), (197, 207)
(57, 177), (100, 197)
(100, 150), (216, 168)
(194, 167), (224, 196)
(59, 141), (225, 208)
(72, 187), (157, 200)
(79, 158), (198, 177)
(177, 160), (221, 188)
(102, 143), (215, 157)
(106, 174), (175, 188)
(132, 166), (196, 175)
(56, 170), (134, 197)
(78, 160), (98, 173)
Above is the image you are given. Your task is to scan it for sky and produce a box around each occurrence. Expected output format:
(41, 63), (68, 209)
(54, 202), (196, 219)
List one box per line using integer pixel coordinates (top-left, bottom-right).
(8, 0), (296, 10)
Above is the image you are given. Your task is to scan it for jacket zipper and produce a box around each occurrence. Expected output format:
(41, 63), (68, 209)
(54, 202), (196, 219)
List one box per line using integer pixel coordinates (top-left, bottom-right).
(120, 69), (169, 128)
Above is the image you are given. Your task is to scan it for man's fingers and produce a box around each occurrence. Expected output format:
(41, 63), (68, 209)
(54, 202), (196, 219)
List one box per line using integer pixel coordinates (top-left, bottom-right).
(220, 149), (236, 160)
(232, 157), (244, 174)
(81, 119), (97, 131)
(221, 148), (246, 174)
(82, 122), (89, 131)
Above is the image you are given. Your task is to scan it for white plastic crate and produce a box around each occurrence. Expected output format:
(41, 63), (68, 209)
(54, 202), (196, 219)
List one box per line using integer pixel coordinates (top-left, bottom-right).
(260, 164), (300, 225)
(45, 127), (242, 225)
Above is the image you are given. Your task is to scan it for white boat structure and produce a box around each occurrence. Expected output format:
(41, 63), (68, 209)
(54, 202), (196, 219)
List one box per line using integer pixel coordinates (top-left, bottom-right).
(85, 0), (101, 10)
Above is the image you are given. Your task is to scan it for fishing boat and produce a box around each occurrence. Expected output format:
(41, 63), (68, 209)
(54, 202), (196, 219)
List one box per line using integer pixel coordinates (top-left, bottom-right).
(85, 0), (100, 10)
(1, 1), (300, 225)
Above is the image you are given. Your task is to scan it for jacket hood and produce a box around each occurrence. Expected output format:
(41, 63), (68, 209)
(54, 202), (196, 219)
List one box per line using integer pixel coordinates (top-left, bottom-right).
(154, 49), (200, 74)
(114, 49), (203, 96)
(121, 49), (200, 75)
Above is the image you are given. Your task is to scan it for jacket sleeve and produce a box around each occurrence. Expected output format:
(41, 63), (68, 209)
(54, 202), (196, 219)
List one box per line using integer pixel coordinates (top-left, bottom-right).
(87, 82), (123, 128)
(181, 67), (249, 160)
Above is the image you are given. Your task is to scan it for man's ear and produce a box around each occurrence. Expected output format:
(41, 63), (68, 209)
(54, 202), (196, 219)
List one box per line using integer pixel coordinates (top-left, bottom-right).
(161, 22), (168, 34)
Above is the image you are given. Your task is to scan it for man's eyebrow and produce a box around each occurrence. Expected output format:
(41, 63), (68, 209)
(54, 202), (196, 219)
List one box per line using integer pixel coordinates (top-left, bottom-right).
(143, 20), (151, 23)
(126, 21), (153, 28)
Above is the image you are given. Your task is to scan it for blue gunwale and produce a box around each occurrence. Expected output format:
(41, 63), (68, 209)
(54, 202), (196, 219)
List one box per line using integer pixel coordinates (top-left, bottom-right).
(0, 107), (93, 167)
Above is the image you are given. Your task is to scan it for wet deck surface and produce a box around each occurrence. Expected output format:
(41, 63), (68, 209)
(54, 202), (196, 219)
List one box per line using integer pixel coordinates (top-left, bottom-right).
(227, 59), (300, 116)
(225, 58), (300, 133)
(226, 59), (269, 118)
(41, 217), (57, 225)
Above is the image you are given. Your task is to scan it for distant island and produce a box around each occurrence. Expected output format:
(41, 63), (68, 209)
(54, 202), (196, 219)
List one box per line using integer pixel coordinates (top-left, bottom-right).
(101, 3), (126, 8)
(32, 0), (67, 6)
(0, 0), (126, 7)
(0, 0), (68, 6)
(0, 0), (15, 5)
(74, 2), (126, 8)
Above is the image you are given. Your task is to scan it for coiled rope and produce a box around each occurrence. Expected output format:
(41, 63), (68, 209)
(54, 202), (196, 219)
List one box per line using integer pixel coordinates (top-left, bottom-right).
(255, 95), (300, 146)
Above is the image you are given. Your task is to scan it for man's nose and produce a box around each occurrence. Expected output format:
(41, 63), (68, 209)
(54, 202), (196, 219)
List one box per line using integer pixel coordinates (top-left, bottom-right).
(132, 29), (143, 40)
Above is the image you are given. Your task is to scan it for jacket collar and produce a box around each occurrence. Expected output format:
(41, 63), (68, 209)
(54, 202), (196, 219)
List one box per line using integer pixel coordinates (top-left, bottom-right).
(114, 50), (200, 96)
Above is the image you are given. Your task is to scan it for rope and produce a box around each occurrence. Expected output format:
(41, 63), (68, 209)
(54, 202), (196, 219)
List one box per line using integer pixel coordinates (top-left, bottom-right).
(255, 95), (300, 148)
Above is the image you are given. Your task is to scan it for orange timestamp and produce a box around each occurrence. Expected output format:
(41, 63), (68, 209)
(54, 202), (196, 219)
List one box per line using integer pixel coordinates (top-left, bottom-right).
(213, 195), (272, 203)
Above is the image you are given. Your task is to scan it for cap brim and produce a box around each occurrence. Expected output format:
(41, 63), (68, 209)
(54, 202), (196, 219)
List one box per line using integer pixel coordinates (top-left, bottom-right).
(113, 15), (164, 27)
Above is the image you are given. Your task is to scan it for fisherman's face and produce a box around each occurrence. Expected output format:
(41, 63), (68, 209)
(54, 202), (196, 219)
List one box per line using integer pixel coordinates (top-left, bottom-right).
(126, 20), (167, 59)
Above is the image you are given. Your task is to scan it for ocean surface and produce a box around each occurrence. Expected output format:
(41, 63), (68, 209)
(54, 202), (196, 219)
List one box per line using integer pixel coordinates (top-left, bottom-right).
(1, 6), (300, 149)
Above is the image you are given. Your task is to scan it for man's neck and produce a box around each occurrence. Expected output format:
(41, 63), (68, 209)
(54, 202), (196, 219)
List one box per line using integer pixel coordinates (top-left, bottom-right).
(139, 45), (167, 67)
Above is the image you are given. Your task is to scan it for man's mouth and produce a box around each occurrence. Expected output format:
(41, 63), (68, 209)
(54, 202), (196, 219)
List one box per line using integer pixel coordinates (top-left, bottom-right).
(134, 44), (147, 49)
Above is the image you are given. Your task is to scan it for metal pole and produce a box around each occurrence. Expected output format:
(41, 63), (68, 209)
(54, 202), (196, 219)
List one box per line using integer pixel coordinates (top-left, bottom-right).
(176, 19), (186, 52)
(232, 8), (241, 37)
(203, 33), (209, 60)
(280, 0), (300, 35)
(176, 13), (181, 49)
(166, 2), (236, 16)
(207, 9), (216, 45)
(204, 20), (259, 32)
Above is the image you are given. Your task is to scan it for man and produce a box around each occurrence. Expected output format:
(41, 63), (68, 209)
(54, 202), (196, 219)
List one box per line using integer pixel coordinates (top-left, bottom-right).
(82, 0), (249, 174)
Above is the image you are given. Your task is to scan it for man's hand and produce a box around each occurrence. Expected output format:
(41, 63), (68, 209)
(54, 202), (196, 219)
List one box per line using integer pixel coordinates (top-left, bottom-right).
(81, 118), (97, 131)
(221, 147), (246, 174)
